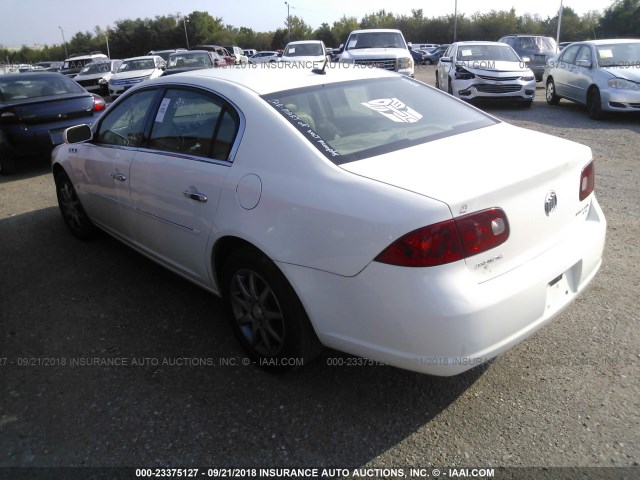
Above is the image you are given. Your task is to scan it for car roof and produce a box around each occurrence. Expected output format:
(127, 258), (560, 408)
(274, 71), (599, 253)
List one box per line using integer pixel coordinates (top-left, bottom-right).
(148, 64), (398, 96)
(456, 41), (509, 46)
(123, 55), (162, 61)
(579, 38), (640, 45)
(287, 40), (323, 44)
(350, 29), (402, 34)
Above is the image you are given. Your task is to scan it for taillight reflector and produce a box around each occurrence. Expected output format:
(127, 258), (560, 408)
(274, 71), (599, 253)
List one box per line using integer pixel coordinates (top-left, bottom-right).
(375, 208), (510, 268)
(92, 95), (106, 112)
(579, 161), (595, 201)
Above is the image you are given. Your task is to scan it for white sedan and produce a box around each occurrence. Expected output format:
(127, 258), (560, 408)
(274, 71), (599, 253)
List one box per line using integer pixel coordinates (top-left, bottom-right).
(108, 55), (165, 97)
(52, 65), (606, 376)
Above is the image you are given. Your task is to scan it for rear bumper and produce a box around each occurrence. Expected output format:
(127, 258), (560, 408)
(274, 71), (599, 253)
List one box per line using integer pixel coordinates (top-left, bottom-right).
(280, 196), (606, 376)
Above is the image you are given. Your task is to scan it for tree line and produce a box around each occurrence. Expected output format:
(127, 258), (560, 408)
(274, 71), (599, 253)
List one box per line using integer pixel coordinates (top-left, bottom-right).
(2, 0), (638, 63)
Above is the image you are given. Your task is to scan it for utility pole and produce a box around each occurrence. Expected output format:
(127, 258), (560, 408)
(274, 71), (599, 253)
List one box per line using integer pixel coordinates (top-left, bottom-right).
(285, 1), (291, 42)
(556, 0), (563, 47)
(182, 15), (190, 49)
(453, 0), (458, 43)
(58, 26), (68, 58)
(105, 27), (110, 58)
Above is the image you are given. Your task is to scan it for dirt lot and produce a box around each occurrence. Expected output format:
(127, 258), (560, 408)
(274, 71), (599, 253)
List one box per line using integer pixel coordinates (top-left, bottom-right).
(0, 66), (638, 476)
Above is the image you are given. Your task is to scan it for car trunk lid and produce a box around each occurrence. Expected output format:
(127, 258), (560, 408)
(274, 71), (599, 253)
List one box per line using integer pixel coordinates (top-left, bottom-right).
(341, 122), (593, 281)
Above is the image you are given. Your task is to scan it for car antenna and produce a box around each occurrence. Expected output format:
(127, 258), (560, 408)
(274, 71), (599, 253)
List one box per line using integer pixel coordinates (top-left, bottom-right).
(312, 57), (328, 75)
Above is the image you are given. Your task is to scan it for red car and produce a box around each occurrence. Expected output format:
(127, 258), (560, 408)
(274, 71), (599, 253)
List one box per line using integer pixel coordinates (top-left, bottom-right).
(191, 45), (233, 67)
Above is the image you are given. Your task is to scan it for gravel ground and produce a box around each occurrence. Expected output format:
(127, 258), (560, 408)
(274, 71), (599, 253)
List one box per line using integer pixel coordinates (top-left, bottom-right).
(0, 66), (638, 477)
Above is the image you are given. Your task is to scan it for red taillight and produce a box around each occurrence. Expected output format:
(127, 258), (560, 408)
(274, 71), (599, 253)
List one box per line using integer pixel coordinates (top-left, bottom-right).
(456, 208), (510, 257)
(375, 208), (509, 268)
(579, 161), (595, 201)
(92, 95), (106, 112)
(375, 220), (463, 267)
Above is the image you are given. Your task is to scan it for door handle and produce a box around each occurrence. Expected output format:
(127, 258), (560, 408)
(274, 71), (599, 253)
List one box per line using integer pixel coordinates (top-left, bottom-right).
(110, 172), (126, 181)
(183, 190), (208, 202)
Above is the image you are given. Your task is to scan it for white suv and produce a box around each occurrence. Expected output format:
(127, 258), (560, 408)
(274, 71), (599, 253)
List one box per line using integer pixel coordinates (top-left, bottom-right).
(339, 29), (414, 77)
(60, 52), (109, 78)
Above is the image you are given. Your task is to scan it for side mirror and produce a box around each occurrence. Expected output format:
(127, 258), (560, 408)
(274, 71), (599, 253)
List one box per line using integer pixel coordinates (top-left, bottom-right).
(64, 124), (92, 144)
(440, 56), (451, 63)
(407, 42), (413, 50)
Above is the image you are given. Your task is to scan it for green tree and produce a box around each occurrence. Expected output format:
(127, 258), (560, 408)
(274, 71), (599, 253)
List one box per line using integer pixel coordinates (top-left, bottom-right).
(598, 0), (640, 37)
(313, 23), (336, 47)
(331, 16), (359, 46)
(360, 10), (397, 29)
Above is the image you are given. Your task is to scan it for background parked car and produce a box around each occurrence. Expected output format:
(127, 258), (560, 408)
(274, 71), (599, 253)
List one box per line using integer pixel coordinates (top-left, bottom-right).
(74, 59), (122, 95)
(436, 41), (536, 106)
(543, 39), (640, 119)
(248, 51), (280, 64)
(410, 49), (428, 65)
(280, 40), (328, 67)
(108, 55), (165, 97)
(0, 72), (105, 174)
(498, 34), (558, 81)
(60, 52), (109, 78)
(424, 45), (449, 64)
(147, 49), (188, 62)
(224, 45), (249, 65)
(162, 50), (218, 76)
(191, 45), (235, 67)
(339, 29), (414, 77)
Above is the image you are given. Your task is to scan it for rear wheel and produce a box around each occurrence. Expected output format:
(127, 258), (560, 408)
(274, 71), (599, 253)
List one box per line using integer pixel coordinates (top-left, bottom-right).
(221, 247), (321, 372)
(546, 79), (560, 105)
(54, 170), (98, 240)
(587, 87), (604, 120)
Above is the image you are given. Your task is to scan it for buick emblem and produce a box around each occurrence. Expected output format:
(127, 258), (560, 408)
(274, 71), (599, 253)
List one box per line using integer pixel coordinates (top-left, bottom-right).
(544, 190), (558, 216)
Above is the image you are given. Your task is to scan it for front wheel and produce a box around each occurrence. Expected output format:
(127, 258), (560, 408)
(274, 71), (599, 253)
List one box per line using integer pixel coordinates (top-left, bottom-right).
(54, 170), (98, 240)
(221, 248), (321, 372)
(546, 79), (560, 105)
(587, 87), (604, 120)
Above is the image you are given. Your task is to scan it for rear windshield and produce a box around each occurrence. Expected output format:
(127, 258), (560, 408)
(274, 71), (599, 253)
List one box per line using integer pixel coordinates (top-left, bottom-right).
(0, 75), (84, 101)
(516, 37), (556, 52)
(167, 52), (212, 69)
(263, 76), (496, 164)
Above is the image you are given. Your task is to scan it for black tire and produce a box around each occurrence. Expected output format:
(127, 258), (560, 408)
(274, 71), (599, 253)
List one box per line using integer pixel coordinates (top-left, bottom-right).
(0, 155), (16, 176)
(221, 247), (322, 372)
(435, 74), (440, 90)
(447, 80), (454, 96)
(54, 170), (98, 240)
(545, 79), (560, 105)
(587, 87), (604, 120)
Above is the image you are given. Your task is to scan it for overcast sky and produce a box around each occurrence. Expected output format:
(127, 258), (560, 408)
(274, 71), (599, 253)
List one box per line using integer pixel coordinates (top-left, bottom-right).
(2, 0), (614, 47)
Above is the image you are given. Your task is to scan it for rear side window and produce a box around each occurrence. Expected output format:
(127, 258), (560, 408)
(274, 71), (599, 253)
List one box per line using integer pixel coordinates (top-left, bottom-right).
(264, 76), (496, 165)
(148, 88), (239, 161)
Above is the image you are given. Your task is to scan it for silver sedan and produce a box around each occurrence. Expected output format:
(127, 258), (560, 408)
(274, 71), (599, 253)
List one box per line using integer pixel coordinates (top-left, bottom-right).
(543, 39), (640, 119)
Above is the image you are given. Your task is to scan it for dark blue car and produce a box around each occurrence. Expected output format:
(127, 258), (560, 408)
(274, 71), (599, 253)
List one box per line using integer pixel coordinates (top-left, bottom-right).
(0, 72), (104, 174)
